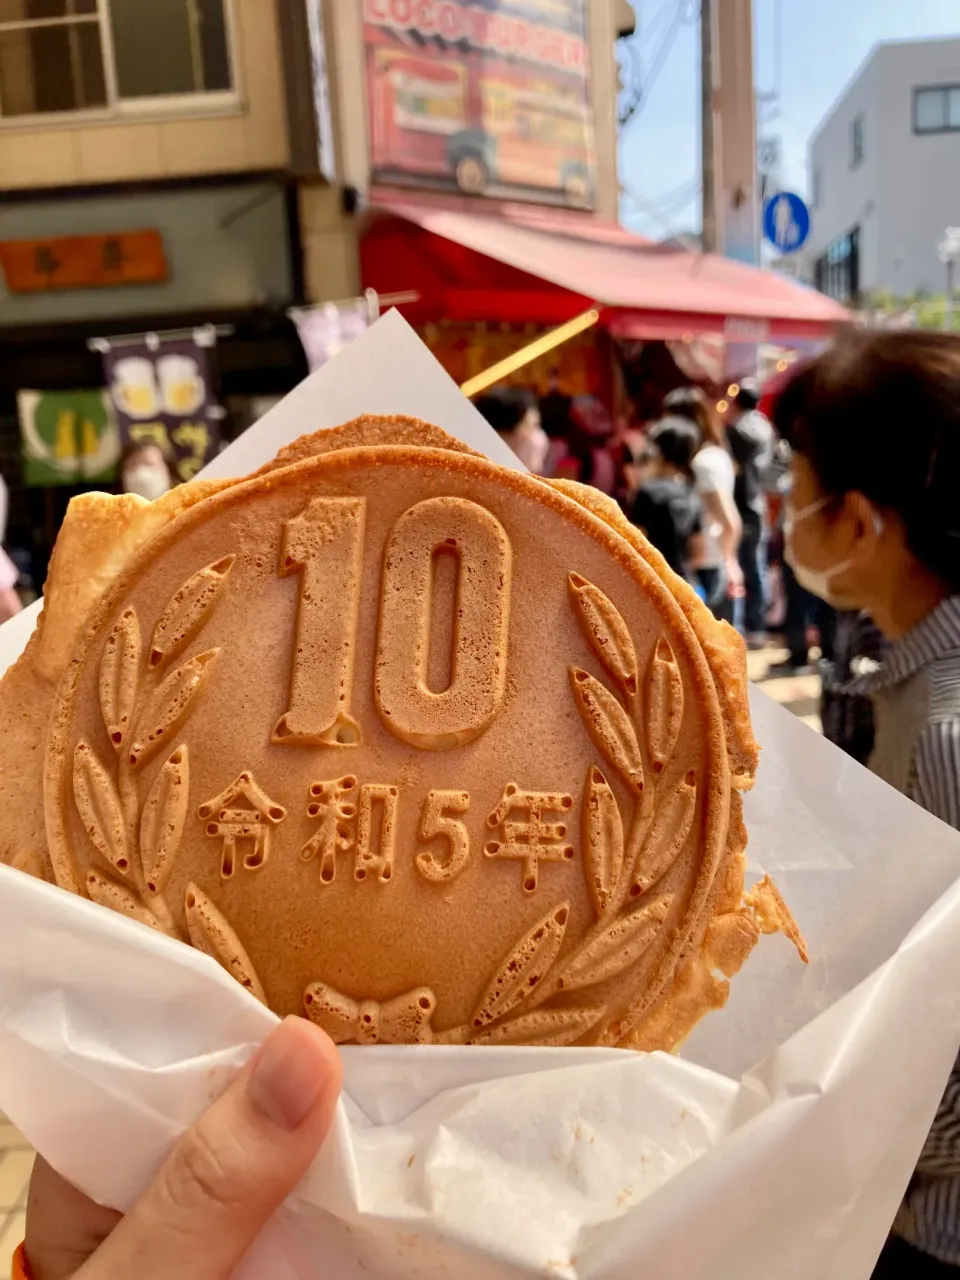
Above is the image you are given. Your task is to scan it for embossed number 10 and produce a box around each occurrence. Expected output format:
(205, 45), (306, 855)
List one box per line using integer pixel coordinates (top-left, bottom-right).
(272, 496), (512, 752)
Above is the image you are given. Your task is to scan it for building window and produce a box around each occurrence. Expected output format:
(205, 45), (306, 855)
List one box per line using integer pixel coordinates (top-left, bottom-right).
(851, 113), (864, 167)
(0, 0), (234, 121)
(914, 85), (960, 134)
(814, 226), (860, 304)
(811, 166), (822, 208)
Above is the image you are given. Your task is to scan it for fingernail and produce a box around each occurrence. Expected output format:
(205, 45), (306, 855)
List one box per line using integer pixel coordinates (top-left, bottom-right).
(247, 1017), (331, 1131)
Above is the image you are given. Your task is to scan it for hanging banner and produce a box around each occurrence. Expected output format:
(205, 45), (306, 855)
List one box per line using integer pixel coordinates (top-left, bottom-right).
(17, 389), (120, 487)
(363, 0), (595, 209)
(291, 299), (374, 372)
(101, 333), (222, 482)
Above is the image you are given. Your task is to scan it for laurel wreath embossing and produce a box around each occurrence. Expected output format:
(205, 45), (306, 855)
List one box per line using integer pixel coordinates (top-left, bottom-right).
(71, 556), (266, 1001)
(185, 883), (267, 1003)
(306, 571), (696, 1047)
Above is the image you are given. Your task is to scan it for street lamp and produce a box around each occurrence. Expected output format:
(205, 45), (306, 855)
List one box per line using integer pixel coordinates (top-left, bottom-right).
(938, 227), (960, 329)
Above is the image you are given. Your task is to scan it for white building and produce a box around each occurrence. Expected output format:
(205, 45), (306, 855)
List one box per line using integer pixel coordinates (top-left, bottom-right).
(807, 37), (960, 302)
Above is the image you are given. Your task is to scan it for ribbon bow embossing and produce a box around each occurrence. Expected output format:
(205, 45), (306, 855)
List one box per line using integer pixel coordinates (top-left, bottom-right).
(303, 981), (437, 1044)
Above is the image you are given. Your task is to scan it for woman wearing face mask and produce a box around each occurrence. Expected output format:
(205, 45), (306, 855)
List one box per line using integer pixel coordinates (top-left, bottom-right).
(772, 330), (960, 1278)
(119, 442), (175, 502)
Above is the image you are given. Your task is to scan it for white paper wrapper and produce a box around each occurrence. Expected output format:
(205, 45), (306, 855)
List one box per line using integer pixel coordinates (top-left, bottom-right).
(2, 312), (960, 1279)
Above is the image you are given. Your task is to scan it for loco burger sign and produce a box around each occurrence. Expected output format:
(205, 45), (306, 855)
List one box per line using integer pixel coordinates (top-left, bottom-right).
(363, 0), (596, 208)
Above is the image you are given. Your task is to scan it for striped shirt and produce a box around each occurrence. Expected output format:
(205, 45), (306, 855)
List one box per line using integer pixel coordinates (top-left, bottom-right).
(861, 594), (960, 1264)
(821, 610), (888, 765)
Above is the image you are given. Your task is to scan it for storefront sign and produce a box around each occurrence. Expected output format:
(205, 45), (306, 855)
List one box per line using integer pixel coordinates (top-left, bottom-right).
(363, 0), (595, 208)
(18, 390), (120, 487)
(0, 230), (167, 294)
(292, 299), (374, 372)
(101, 335), (222, 483)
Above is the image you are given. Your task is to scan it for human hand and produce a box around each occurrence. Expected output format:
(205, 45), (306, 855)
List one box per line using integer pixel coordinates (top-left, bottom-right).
(725, 556), (745, 597)
(22, 1016), (341, 1279)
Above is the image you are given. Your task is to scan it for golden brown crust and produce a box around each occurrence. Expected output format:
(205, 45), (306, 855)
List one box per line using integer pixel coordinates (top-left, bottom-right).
(254, 414), (480, 476)
(0, 627), (55, 876)
(537, 477), (772, 1050)
(745, 874), (809, 963)
(543, 479), (759, 789)
(625, 908), (761, 1053)
(32, 417), (473, 689)
(0, 482), (229, 877)
(36, 483), (230, 681)
(0, 414), (796, 1049)
(42, 444), (738, 1047)
(0, 418), (471, 876)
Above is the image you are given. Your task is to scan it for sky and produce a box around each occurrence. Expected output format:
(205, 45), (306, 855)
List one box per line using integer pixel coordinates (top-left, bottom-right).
(617, 0), (960, 239)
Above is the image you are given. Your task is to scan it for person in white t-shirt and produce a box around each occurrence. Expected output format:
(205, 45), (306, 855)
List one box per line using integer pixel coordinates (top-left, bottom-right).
(662, 387), (742, 621)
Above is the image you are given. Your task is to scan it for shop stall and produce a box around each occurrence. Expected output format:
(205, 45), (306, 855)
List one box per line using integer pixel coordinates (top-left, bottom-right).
(360, 192), (850, 407)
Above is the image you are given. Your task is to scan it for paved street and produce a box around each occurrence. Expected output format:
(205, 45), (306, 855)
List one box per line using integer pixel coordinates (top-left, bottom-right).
(747, 644), (824, 734)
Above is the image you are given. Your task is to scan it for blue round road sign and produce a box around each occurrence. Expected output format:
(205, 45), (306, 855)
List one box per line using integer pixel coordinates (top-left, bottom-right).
(763, 191), (810, 254)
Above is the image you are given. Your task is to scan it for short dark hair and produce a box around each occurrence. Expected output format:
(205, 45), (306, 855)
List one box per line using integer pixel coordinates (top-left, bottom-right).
(649, 415), (701, 475)
(663, 385), (725, 449)
(772, 330), (960, 589)
(473, 386), (535, 434)
(734, 381), (760, 411)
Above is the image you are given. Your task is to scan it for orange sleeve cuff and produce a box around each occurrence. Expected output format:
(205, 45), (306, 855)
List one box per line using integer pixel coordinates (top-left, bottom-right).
(11, 1243), (32, 1280)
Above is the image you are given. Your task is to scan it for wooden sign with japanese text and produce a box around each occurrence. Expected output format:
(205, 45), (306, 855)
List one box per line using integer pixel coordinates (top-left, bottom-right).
(0, 230), (167, 294)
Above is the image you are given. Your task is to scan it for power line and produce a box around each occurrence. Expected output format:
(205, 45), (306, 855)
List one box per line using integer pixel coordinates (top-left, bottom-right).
(774, 0), (783, 99)
(622, 172), (698, 204)
(617, 0), (701, 238)
(756, 0), (783, 123)
(618, 0), (687, 128)
(634, 0), (687, 119)
(622, 179), (700, 221)
(621, 180), (701, 246)
(657, 177), (701, 209)
(645, 0), (684, 40)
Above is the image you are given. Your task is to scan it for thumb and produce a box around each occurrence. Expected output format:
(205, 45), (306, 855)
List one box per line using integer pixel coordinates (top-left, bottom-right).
(83, 1016), (341, 1279)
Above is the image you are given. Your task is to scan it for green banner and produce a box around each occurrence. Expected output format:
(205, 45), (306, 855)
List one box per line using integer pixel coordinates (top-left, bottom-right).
(18, 389), (121, 487)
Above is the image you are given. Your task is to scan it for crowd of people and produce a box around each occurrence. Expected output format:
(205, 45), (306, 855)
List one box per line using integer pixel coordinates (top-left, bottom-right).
(476, 366), (840, 698)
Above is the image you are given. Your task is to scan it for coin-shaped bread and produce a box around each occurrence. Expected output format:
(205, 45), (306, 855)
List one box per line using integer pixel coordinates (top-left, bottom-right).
(6, 422), (803, 1049)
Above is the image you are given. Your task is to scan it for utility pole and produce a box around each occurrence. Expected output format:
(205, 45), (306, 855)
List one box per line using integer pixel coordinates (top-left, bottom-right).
(700, 0), (718, 253)
(714, 0), (758, 265)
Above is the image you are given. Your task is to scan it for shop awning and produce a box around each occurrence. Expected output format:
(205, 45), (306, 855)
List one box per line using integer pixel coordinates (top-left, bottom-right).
(362, 195), (849, 343)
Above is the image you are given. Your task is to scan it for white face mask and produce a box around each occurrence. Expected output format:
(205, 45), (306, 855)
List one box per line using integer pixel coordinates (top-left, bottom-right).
(123, 465), (170, 502)
(784, 495), (882, 605)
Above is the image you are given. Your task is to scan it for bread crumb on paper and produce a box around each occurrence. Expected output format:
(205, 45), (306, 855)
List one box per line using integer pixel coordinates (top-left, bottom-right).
(745, 875), (809, 964)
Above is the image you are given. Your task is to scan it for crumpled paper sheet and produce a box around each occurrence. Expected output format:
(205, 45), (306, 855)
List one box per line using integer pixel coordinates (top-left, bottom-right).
(2, 313), (960, 1279)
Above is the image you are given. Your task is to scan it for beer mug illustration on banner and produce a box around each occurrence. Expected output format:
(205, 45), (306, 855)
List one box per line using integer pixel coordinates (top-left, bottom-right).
(157, 353), (205, 416)
(110, 357), (158, 420)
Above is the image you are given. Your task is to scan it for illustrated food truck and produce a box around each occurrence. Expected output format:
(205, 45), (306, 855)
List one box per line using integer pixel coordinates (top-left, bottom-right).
(368, 46), (593, 205)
